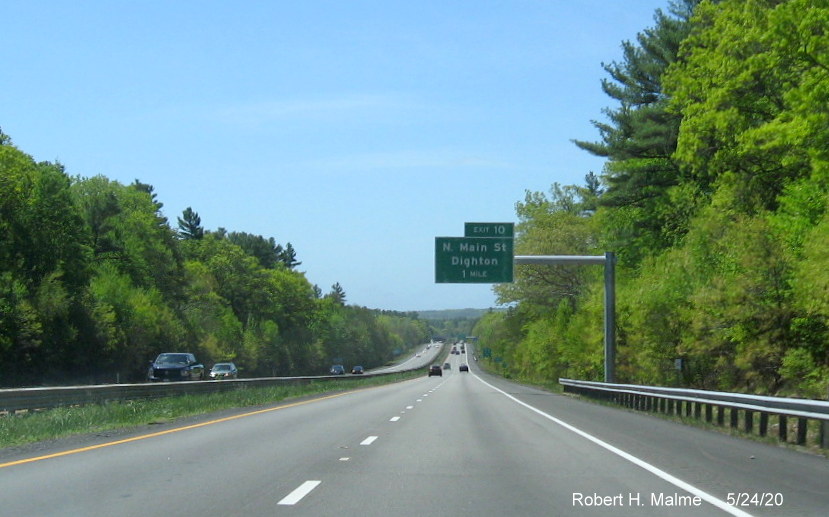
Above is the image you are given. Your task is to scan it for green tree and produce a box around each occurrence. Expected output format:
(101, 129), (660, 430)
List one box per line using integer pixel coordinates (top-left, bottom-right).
(227, 231), (281, 269)
(495, 184), (598, 313)
(664, 0), (827, 213)
(575, 0), (701, 261)
(177, 206), (204, 240)
(279, 242), (301, 269)
(0, 142), (94, 383)
(327, 282), (346, 305)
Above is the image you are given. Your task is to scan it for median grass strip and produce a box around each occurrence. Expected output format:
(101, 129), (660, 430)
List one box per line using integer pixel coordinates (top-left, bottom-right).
(0, 371), (422, 449)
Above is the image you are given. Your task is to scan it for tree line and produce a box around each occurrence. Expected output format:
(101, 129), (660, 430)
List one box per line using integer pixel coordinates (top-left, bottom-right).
(474, 0), (829, 398)
(0, 134), (429, 386)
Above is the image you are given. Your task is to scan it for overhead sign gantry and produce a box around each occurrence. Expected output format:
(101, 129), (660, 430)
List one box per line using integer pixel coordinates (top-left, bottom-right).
(434, 222), (617, 382)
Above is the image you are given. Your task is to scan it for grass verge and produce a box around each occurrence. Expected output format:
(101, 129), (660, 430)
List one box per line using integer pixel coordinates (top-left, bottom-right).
(0, 371), (422, 449)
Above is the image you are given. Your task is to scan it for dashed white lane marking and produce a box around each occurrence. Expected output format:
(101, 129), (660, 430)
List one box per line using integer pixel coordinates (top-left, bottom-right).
(390, 416), (401, 422)
(339, 457), (350, 461)
(416, 399), (422, 402)
(406, 405), (414, 409)
(361, 436), (378, 445)
(278, 480), (321, 505)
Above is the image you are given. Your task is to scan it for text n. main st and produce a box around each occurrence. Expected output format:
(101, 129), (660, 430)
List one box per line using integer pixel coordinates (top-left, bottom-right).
(434, 236), (514, 284)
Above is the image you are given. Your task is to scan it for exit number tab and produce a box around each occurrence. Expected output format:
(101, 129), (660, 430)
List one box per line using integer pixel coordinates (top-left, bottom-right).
(464, 222), (514, 238)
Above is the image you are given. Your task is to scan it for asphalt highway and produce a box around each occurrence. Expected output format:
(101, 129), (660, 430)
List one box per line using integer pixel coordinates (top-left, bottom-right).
(1, 346), (826, 516)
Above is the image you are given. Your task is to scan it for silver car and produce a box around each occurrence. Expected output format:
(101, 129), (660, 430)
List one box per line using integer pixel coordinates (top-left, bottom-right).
(209, 362), (238, 379)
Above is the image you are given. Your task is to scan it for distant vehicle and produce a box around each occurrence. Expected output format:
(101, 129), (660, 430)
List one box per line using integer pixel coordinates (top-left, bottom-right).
(330, 364), (346, 375)
(148, 353), (204, 382)
(443, 362), (451, 370)
(459, 364), (469, 372)
(351, 365), (364, 374)
(209, 362), (238, 379)
(428, 365), (442, 377)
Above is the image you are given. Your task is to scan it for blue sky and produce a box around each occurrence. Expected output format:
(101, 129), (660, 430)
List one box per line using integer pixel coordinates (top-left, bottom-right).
(2, 1), (671, 311)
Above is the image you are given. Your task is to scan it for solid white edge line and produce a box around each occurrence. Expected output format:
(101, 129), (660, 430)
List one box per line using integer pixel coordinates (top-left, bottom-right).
(472, 373), (755, 517)
(277, 480), (321, 505)
(361, 435), (378, 445)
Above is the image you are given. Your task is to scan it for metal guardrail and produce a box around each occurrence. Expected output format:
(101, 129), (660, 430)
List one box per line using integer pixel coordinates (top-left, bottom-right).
(560, 378), (829, 449)
(0, 342), (447, 415)
(0, 371), (408, 415)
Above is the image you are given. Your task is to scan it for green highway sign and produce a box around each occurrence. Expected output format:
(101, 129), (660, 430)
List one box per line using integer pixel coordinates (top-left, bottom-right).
(464, 222), (514, 238)
(435, 236), (514, 283)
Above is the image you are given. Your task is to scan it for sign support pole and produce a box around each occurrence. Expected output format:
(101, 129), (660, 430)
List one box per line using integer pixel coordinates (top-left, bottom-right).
(514, 253), (616, 383)
(604, 251), (616, 384)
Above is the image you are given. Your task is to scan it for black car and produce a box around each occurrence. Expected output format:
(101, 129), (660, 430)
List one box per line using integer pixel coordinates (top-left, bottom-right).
(148, 353), (205, 381)
(330, 364), (346, 375)
(351, 365), (365, 374)
(459, 364), (469, 372)
(428, 365), (442, 377)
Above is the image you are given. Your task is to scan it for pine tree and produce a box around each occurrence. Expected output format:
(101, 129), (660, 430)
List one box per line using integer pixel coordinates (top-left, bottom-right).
(574, 0), (700, 258)
(177, 207), (204, 240)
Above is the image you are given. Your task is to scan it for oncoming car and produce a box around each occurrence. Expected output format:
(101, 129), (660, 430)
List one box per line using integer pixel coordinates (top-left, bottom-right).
(209, 362), (238, 379)
(330, 364), (346, 375)
(351, 365), (365, 374)
(148, 353), (205, 382)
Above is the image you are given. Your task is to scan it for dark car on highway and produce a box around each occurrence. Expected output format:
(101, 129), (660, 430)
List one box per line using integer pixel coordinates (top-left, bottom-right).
(459, 364), (469, 372)
(148, 353), (205, 381)
(330, 364), (346, 375)
(351, 365), (364, 374)
(428, 365), (442, 377)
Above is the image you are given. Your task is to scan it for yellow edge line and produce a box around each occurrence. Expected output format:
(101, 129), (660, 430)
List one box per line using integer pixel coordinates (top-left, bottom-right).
(0, 388), (365, 469)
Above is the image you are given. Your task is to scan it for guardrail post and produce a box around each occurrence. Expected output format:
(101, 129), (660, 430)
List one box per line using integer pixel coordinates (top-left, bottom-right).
(705, 404), (713, 423)
(759, 413), (768, 437)
(779, 415), (788, 442)
(730, 408), (739, 429)
(821, 420), (829, 449)
(744, 411), (753, 434)
(796, 418), (808, 445)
